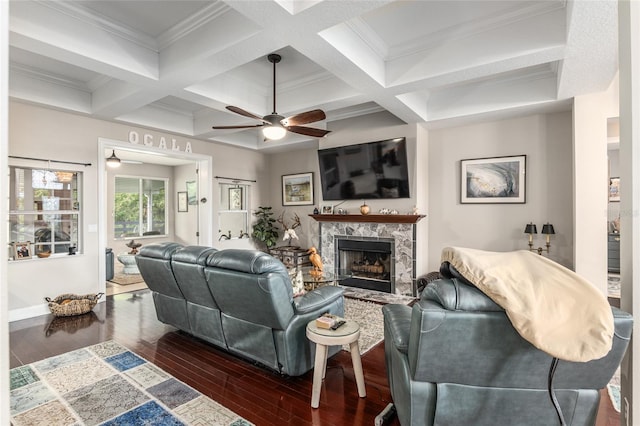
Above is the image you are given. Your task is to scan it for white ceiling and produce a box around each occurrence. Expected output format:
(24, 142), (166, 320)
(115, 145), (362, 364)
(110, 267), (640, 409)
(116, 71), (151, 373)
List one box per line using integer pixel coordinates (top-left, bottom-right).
(9, 0), (618, 153)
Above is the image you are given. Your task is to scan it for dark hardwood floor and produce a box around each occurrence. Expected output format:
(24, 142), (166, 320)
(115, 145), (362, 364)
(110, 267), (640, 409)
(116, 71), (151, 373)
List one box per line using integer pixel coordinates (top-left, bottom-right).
(9, 289), (617, 425)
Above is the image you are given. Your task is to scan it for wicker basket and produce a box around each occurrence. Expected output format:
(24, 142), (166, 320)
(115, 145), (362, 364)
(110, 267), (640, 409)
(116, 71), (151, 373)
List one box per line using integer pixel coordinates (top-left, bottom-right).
(45, 293), (104, 317)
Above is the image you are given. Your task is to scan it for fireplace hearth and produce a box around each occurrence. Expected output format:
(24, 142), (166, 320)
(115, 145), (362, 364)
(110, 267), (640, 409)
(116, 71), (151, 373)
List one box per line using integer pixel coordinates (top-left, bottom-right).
(337, 237), (394, 293)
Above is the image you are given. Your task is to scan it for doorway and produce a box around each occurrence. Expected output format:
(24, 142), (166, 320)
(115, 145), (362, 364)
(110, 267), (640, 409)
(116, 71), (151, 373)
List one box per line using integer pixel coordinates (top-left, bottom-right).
(97, 137), (213, 294)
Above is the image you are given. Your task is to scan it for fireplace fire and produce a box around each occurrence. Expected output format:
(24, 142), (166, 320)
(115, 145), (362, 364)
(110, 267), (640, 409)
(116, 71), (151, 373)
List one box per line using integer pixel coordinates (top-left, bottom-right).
(336, 238), (394, 293)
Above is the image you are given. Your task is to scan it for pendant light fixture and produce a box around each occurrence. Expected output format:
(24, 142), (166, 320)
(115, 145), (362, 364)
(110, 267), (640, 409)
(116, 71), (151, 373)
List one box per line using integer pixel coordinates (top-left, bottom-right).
(106, 150), (121, 168)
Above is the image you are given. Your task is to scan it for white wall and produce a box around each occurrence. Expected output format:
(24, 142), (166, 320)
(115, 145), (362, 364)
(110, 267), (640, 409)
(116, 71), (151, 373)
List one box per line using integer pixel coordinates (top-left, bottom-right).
(1, 1), (10, 421)
(573, 75), (619, 292)
(427, 112), (574, 271)
(8, 101), (270, 320)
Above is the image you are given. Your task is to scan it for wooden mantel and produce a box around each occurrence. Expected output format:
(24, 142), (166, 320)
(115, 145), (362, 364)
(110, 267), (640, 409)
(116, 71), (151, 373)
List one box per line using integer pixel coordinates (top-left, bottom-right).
(309, 214), (425, 224)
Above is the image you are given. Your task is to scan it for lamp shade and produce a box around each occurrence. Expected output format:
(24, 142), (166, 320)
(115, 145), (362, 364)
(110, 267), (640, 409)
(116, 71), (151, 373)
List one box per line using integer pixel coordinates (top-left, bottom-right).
(524, 223), (537, 234)
(106, 150), (121, 168)
(542, 223), (555, 235)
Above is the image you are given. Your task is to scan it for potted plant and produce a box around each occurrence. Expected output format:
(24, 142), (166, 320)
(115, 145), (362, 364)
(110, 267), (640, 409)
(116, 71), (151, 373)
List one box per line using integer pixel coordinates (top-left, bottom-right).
(252, 206), (279, 250)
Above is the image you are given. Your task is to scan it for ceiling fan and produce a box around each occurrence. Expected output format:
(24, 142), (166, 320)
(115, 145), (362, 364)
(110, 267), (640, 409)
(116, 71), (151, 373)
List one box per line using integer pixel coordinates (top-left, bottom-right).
(212, 53), (331, 140)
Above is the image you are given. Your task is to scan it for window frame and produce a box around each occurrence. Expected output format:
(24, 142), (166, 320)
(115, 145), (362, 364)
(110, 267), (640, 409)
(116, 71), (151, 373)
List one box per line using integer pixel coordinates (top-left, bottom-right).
(8, 164), (82, 260)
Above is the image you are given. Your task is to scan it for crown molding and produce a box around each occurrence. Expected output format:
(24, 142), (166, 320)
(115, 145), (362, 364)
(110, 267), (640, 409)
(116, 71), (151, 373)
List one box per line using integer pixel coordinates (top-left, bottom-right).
(157, 2), (232, 50)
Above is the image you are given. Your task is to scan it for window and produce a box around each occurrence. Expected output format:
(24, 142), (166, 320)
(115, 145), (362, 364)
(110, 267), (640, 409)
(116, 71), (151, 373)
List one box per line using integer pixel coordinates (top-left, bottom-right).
(114, 177), (167, 239)
(9, 166), (81, 258)
(218, 182), (250, 239)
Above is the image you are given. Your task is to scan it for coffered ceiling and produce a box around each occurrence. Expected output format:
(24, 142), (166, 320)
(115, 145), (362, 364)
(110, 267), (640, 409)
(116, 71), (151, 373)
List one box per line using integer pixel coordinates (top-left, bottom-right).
(9, 0), (618, 152)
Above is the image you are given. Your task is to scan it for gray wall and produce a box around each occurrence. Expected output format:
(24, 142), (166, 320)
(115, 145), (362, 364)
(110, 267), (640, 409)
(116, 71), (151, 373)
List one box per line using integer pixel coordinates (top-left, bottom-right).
(428, 112), (573, 270)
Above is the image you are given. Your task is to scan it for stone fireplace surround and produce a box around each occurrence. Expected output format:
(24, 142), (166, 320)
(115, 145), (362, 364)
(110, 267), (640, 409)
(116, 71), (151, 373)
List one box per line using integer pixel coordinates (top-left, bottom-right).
(310, 214), (425, 297)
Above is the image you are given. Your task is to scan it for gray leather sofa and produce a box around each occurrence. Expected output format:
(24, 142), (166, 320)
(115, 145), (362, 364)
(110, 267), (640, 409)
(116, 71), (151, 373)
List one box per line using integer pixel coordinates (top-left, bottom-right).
(136, 242), (345, 376)
(383, 262), (632, 426)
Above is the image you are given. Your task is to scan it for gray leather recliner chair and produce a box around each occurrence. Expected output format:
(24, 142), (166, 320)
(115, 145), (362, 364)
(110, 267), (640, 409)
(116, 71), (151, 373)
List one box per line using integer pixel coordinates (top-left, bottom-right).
(382, 263), (632, 426)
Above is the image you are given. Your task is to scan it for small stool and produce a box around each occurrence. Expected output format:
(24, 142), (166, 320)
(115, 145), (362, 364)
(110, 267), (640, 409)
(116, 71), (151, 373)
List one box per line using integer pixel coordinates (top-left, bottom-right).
(306, 319), (366, 408)
(117, 253), (140, 274)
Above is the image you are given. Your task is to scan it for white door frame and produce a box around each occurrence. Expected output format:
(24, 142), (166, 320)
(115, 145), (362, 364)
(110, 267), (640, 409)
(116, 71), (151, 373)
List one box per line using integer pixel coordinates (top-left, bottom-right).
(97, 137), (213, 292)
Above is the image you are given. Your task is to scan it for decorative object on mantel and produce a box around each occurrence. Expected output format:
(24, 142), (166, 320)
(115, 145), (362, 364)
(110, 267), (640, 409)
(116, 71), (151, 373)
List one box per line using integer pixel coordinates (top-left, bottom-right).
(309, 214), (426, 224)
(252, 206), (280, 249)
(126, 239), (142, 254)
(360, 201), (370, 215)
(277, 212), (301, 247)
(307, 247), (324, 276)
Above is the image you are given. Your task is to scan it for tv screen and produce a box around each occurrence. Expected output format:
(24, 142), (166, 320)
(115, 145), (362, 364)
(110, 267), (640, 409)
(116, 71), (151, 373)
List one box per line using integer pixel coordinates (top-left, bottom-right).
(317, 137), (410, 201)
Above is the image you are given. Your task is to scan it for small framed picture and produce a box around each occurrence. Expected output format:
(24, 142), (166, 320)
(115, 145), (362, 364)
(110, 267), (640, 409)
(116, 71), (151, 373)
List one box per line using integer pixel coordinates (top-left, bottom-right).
(13, 242), (32, 260)
(609, 177), (620, 202)
(282, 172), (314, 206)
(177, 191), (188, 212)
(229, 187), (243, 210)
(321, 205), (334, 214)
(186, 181), (197, 205)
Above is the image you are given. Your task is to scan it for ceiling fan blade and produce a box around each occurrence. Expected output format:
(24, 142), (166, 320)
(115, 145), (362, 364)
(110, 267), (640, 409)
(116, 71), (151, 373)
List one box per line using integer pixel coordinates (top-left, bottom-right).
(212, 124), (265, 130)
(226, 106), (268, 123)
(281, 109), (326, 127)
(286, 125), (331, 138)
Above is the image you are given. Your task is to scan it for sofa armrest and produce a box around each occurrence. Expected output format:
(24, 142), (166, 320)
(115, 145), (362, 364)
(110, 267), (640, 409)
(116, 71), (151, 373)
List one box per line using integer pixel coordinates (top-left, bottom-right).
(294, 286), (344, 314)
(382, 304), (412, 354)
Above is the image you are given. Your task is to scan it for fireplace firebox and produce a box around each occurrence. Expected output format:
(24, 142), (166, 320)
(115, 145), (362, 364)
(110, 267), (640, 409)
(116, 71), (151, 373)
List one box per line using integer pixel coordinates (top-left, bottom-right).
(336, 237), (394, 293)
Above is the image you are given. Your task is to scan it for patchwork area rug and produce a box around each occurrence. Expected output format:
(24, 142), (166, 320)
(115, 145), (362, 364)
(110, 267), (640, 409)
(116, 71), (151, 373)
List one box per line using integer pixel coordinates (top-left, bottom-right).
(10, 341), (252, 426)
(608, 367), (621, 413)
(608, 274), (621, 299)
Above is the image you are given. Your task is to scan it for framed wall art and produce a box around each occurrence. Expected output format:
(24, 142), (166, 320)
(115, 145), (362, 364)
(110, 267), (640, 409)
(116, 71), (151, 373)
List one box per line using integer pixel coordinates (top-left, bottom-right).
(609, 177), (620, 202)
(282, 172), (314, 206)
(321, 205), (334, 214)
(186, 181), (197, 205)
(461, 155), (526, 204)
(177, 191), (188, 212)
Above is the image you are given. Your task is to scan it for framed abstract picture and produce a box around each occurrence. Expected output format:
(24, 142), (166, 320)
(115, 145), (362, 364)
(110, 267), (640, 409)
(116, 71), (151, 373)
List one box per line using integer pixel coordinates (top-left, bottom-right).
(461, 155), (526, 204)
(177, 191), (188, 212)
(282, 172), (314, 206)
(609, 177), (620, 202)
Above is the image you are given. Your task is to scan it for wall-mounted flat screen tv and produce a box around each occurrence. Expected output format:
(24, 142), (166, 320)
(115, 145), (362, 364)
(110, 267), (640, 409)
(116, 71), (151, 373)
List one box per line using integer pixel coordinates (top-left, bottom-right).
(317, 137), (410, 201)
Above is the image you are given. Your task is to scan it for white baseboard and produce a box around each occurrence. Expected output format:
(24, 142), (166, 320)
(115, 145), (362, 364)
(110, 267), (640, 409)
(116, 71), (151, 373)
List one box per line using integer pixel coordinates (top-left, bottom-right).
(9, 304), (50, 323)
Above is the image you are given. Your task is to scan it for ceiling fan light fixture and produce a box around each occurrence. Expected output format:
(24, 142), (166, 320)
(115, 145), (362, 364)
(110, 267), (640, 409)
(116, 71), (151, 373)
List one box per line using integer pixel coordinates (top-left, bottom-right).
(106, 150), (121, 168)
(263, 124), (287, 140)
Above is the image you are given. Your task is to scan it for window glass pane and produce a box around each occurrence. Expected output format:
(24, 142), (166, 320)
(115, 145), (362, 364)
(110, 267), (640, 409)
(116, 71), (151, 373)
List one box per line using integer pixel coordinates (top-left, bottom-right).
(114, 177), (167, 238)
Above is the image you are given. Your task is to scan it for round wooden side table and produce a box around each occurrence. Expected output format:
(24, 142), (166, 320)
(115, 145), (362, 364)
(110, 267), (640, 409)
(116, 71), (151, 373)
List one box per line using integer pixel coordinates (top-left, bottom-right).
(306, 319), (366, 408)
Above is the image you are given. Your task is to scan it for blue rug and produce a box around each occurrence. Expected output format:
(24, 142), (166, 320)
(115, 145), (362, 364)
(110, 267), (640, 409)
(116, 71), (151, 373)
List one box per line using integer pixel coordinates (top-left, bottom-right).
(10, 341), (253, 426)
